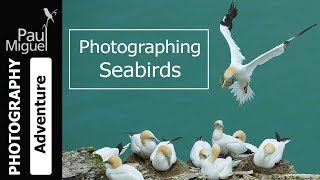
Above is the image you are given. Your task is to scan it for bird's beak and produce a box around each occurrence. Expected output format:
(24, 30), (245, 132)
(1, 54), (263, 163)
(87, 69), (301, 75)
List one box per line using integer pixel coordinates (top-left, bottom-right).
(221, 80), (227, 88)
(200, 154), (208, 159)
(219, 124), (224, 128)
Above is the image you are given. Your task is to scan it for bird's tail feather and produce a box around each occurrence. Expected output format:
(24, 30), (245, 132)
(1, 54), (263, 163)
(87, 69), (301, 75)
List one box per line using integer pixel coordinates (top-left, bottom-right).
(229, 81), (254, 105)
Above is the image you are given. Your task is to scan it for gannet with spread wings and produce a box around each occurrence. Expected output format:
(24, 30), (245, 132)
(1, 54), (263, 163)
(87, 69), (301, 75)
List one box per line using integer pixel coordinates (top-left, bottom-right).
(220, 3), (317, 105)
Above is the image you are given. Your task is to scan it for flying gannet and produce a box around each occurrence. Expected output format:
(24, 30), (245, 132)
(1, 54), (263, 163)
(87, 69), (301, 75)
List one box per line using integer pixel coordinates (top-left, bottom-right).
(220, 3), (317, 105)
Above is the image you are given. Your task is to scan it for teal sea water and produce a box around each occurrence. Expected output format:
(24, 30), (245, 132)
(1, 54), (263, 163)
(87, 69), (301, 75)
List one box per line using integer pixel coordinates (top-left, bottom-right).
(63, 0), (320, 173)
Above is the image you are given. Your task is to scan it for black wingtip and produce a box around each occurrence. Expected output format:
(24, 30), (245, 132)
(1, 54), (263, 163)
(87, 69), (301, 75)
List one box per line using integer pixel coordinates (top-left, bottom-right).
(275, 132), (290, 142)
(244, 149), (254, 154)
(284, 24), (317, 46)
(220, 2), (238, 31)
(116, 143), (124, 154)
(296, 24), (317, 37)
(196, 136), (203, 141)
(275, 132), (281, 142)
(168, 136), (183, 144)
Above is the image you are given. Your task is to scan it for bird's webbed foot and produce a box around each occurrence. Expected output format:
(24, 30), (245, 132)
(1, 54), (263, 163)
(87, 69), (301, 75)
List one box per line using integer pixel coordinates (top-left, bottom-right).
(243, 82), (249, 93)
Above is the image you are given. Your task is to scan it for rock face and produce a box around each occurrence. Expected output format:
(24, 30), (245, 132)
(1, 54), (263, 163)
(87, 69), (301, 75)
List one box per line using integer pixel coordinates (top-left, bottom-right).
(62, 147), (320, 180)
(234, 154), (296, 175)
(62, 147), (107, 180)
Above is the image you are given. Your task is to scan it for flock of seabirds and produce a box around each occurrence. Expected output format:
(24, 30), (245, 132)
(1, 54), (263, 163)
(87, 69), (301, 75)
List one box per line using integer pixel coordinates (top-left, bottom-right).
(95, 120), (290, 180)
(93, 2), (317, 180)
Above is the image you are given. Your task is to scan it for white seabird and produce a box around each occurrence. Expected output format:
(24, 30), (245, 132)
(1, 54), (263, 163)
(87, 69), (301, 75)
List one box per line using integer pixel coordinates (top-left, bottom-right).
(219, 3), (317, 105)
(106, 155), (144, 180)
(201, 144), (239, 180)
(212, 120), (247, 156)
(190, 136), (211, 168)
(94, 142), (130, 162)
(233, 130), (258, 153)
(150, 137), (181, 171)
(254, 132), (290, 169)
(129, 130), (160, 159)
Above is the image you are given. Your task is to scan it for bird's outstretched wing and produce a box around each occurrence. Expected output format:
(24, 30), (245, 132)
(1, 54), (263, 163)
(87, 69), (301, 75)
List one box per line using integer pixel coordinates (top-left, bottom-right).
(220, 3), (246, 65)
(246, 24), (317, 73)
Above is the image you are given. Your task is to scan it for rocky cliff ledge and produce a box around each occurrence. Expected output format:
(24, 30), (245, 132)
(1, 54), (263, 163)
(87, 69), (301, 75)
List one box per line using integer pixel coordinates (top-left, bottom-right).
(62, 147), (320, 180)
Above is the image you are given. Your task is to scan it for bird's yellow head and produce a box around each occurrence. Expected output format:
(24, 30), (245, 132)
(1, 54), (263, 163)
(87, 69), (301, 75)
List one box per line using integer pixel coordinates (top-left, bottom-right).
(264, 143), (276, 154)
(233, 130), (246, 142)
(211, 144), (221, 160)
(214, 120), (224, 130)
(107, 155), (122, 169)
(221, 66), (236, 88)
(157, 145), (172, 159)
(140, 130), (159, 146)
(199, 148), (210, 159)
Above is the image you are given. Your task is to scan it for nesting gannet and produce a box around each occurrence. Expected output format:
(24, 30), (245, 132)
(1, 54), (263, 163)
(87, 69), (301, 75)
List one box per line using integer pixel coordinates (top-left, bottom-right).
(129, 130), (160, 159)
(219, 3), (317, 105)
(212, 120), (247, 156)
(190, 136), (212, 168)
(233, 130), (258, 153)
(253, 132), (290, 168)
(201, 144), (237, 180)
(94, 143), (130, 162)
(106, 155), (144, 180)
(150, 137), (181, 171)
